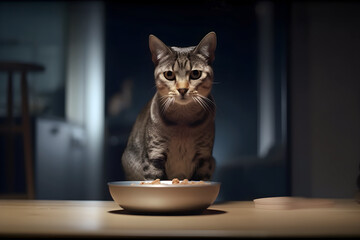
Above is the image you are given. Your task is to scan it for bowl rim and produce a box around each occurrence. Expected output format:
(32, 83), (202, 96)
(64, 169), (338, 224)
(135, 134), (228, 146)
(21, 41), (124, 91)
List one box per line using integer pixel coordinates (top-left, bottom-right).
(107, 180), (221, 188)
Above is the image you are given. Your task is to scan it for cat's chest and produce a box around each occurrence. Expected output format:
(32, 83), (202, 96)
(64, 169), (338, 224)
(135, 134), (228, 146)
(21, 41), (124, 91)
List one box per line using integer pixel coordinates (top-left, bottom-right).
(165, 133), (197, 179)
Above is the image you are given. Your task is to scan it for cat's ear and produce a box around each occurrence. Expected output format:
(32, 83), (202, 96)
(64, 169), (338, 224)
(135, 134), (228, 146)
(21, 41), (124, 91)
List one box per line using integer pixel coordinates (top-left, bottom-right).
(193, 32), (217, 64)
(149, 34), (172, 65)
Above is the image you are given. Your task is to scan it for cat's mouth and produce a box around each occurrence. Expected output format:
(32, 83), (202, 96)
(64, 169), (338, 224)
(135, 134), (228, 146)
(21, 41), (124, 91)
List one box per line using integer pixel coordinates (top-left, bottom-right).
(174, 91), (206, 105)
(160, 90), (214, 112)
(174, 95), (192, 105)
(163, 90), (192, 105)
(159, 92), (214, 114)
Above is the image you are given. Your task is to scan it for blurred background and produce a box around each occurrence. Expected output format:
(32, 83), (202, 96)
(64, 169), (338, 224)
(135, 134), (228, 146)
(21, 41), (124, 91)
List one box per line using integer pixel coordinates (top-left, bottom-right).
(0, 0), (359, 201)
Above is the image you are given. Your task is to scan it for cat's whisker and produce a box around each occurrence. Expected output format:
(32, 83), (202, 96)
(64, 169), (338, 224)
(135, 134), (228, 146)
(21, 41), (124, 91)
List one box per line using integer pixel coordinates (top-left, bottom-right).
(167, 97), (175, 112)
(160, 97), (170, 114)
(193, 96), (208, 113)
(192, 97), (202, 111)
(159, 95), (173, 114)
(193, 96), (205, 111)
(160, 101), (165, 114)
(199, 97), (212, 113)
(170, 97), (175, 108)
(159, 95), (169, 102)
(164, 98), (170, 112)
(161, 96), (175, 114)
(197, 96), (214, 113)
(191, 94), (212, 112)
(198, 95), (216, 108)
(160, 100), (165, 107)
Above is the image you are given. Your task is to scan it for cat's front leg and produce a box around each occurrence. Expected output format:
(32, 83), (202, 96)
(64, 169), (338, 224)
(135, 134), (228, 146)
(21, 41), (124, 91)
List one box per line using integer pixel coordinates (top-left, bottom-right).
(192, 156), (215, 181)
(142, 151), (168, 180)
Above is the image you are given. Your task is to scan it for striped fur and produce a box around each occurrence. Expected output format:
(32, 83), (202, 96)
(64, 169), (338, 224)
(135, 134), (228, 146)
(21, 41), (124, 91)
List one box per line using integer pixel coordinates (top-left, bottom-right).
(122, 32), (217, 180)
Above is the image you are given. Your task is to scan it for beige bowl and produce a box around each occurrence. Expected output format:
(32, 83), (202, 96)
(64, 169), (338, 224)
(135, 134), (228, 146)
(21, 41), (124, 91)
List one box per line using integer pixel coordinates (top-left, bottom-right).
(108, 181), (221, 213)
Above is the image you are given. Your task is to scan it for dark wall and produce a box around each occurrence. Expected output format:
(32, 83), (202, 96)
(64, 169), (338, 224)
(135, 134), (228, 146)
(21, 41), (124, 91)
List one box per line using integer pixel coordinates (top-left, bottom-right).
(290, 1), (360, 198)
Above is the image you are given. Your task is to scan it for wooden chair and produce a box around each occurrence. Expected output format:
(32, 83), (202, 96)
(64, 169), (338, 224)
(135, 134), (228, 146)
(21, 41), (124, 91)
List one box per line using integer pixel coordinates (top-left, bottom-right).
(0, 61), (44, 199)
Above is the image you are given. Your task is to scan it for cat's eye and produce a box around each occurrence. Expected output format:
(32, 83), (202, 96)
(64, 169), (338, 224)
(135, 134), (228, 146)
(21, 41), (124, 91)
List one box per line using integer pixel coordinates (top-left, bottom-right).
(164, 71), (176, 81)
(190, 70), (202, 80)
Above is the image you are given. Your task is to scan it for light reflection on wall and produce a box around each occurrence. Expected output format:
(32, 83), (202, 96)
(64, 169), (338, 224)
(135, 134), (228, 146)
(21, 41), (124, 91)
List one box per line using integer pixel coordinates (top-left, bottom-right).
(257, 1), (275, 158)
(66, 2), (104, 200)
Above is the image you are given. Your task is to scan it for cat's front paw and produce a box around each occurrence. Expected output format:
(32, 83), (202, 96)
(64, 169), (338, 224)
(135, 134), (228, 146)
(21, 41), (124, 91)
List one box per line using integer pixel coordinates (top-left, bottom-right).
(143, 158), (167, 180)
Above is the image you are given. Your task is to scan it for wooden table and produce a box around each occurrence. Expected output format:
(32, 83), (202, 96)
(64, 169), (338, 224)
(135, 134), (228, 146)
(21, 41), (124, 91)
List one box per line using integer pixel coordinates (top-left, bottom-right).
(0, 199), (359, 238)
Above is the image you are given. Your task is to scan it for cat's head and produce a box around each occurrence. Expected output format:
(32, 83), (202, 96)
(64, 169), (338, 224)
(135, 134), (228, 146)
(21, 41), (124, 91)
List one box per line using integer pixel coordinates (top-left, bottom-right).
(149, 32), (216, 108)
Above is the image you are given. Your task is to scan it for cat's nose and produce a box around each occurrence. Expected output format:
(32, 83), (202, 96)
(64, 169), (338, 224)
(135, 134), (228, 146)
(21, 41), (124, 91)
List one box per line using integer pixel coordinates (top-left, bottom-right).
(178, 88), (188, 97)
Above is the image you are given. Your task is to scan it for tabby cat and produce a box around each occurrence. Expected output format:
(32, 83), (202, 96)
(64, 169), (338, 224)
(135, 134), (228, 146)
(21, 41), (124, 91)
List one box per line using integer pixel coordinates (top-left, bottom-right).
(122, 32), (217, 181)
